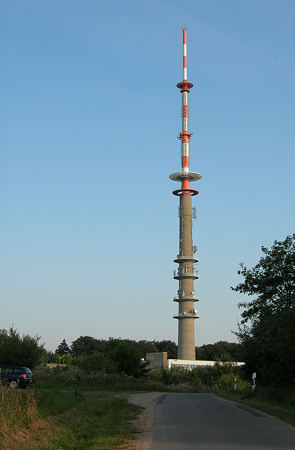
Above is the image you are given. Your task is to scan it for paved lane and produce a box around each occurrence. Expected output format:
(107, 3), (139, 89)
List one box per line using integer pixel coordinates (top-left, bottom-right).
(151, 393), (295, 449)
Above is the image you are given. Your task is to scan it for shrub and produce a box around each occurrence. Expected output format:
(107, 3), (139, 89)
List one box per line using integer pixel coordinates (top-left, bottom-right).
(0, 327), (44, 368)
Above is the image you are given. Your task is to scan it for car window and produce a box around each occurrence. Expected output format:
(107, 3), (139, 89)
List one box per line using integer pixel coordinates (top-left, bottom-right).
(13, 368), (23, 374)
(25, 368), (32, 375)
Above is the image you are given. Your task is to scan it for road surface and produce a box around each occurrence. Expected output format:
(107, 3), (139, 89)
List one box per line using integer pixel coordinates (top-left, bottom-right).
(150, 393), (295, 449)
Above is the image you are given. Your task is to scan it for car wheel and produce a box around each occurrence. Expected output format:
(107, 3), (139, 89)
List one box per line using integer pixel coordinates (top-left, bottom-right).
(9, 380), (18, 389)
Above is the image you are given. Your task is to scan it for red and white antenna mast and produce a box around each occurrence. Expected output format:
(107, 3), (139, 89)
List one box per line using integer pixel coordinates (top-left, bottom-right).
(170, 28), (202, 193)
(169, 29), (202, 361)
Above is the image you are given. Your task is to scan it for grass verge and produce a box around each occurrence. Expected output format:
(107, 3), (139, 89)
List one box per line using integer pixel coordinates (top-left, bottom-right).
(217, 389), (295, 428)
(0, 386), (141, 449)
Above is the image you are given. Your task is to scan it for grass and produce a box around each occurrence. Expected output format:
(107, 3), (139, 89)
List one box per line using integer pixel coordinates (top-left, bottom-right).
(217, 388), (295, 428)
(0, 383), (141, 449)
(46, 391), (141, 449)
(0, 386), (38, 433)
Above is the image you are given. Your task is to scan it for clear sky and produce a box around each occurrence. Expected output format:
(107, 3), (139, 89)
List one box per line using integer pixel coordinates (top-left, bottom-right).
(1, 0), (294, 352)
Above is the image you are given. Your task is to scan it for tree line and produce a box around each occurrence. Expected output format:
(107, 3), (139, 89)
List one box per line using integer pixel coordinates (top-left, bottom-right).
(0, 328), (242, 378)
(52, 337), (242, 363)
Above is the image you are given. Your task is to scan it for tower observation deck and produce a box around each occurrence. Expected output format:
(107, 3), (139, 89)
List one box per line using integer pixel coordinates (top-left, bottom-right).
(169, 29), (202, 360)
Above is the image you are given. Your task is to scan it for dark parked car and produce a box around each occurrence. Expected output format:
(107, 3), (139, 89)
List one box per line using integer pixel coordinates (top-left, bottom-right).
(0, 365), (33, 388)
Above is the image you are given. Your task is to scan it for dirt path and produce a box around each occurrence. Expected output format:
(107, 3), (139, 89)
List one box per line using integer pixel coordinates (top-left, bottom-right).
(121, 392), (163, 450)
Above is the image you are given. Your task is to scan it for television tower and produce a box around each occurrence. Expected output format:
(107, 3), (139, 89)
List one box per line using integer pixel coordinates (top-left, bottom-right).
(169, 29), (202, 360)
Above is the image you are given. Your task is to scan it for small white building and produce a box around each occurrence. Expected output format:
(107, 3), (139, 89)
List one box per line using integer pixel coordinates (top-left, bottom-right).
(167, 359), (245, 370)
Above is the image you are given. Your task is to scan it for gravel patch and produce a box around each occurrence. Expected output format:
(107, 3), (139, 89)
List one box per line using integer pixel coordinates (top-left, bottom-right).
(121, 392), (164, 450)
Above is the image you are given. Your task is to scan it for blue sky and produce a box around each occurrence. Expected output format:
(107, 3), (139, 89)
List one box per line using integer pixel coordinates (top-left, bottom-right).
(1, 0), (294, 351)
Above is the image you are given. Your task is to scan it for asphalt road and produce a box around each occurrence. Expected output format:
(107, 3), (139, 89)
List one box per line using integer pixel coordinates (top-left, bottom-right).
(151, 393), (295, 449)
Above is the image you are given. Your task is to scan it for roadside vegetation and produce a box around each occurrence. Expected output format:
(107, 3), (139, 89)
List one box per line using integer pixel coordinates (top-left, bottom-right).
(218, 387), (295, 428)
(0, 379), (140, 449)
(226, 233), (295, 427)
(232, 233), (295, 388)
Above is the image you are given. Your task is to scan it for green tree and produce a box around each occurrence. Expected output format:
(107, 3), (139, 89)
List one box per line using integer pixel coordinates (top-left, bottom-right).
(0, 327), (44, 368)
(196, 341), (242, 361)
(232, 234), (295, 386)
(71, 336), (106, 356)
(232, 234), (295, 323)
(109, 342), (149, 378)
(136, 340), (158, 357)
(72, 352), (114, 373)
(56, 339), (71, 355)
(236, 310), (295, 386)
(153, 340), (178, 358)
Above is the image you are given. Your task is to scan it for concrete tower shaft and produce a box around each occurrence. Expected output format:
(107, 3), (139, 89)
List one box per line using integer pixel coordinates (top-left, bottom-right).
(169, 29), (202, 361)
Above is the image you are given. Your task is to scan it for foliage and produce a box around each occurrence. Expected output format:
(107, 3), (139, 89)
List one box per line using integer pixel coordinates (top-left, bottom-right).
(152, 340), (177, 358)
(52, 353), (73, 365)
(196, 341), (242, 361)
(0, 327), (44, 368)
(136, 340), (158, 356)
(70, 337), (163, 377)
(42, 349), (55, 363)
(232, 234), (295, 324)
(71, 336), (106, 356)
(56, 339), (71, 355)
(233, 234), (295, 387)
(150, 363), (249, 391)
(109, 342), (149, 378)
(72, 352), (114, 373)
(237, 309), (295, 386)
(33, 365), (160, 391)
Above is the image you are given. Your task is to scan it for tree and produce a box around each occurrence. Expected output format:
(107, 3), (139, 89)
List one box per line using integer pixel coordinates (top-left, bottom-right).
(0, 327), (44, 368)
(72, 352), (114, 373)
(232, 234), (295, 323)
(109, 342), (149, 378)
(56, 339), (71, 355)
(232, 234), (295, 386)
(153, 340), (178, 359)
(71, 336), (106, 356)
(196, 341), (242, 361)
(236, 309), (295, 386)
(136, 340), (158, 357)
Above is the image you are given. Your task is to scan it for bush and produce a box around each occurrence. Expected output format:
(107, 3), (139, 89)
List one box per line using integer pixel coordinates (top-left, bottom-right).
(150, 363), (249, 391)
(109, 342), (149, 378)
(0, 327), (44, 368)
(72, 352), (114, 373)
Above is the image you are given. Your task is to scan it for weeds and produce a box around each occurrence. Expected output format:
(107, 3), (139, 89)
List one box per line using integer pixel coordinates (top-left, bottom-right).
(0, 385), (38, 435)
(33, 362), (250, 393)
(149, 363), (250, 391)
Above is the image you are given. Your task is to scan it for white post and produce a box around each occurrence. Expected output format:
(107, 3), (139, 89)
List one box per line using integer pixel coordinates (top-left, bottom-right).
(234, 377), (237, 391)
(252, 372), (256, 391)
